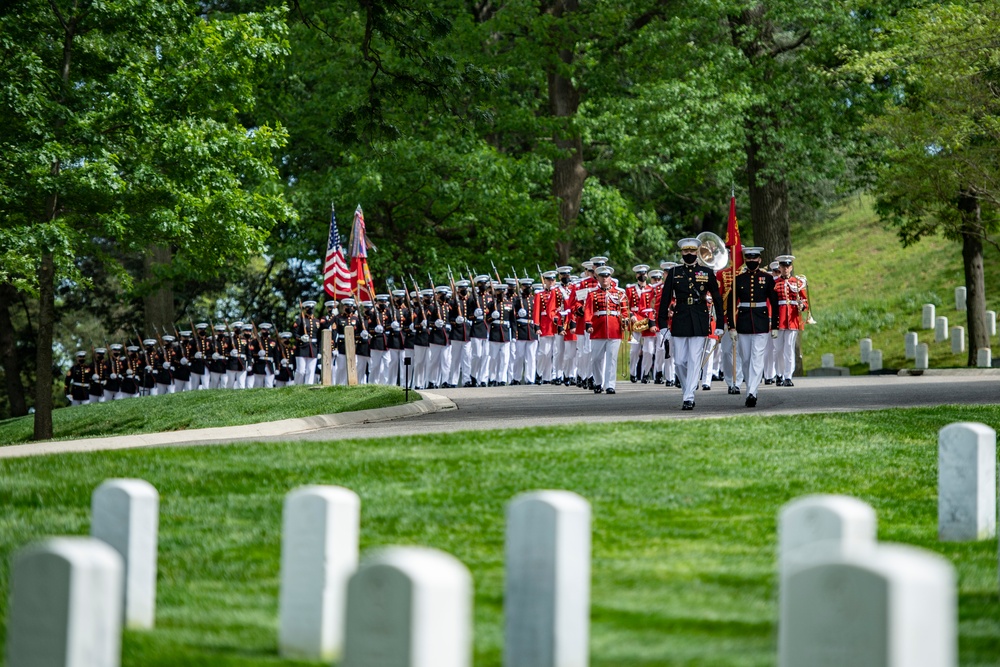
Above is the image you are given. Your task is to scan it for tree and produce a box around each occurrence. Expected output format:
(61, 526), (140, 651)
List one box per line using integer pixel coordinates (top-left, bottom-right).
(845, 1), (1000, 365)
(0, 1), (294, 439)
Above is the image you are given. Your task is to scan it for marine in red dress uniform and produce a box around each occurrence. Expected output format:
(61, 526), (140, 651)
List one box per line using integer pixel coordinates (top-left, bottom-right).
(584, 265), (632, 394)
(772, 254), (809, 385)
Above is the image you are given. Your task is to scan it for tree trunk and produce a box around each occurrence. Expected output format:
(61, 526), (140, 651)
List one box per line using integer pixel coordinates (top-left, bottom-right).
(33, 253), (56, 440)
(548, 0), (586, 266)
(958, 191), (988, 366)
(143, 244), (176, 333)
(0, 283), (28, 417)
(746, 123), (792, 263)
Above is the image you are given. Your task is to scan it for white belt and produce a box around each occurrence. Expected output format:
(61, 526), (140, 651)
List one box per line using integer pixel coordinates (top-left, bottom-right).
(738, 302), (768, 308)
(595, 310), (620, 316)
(778, 300), (797, 306)
(516, 318), (531, 323)
(72, 382), (88, 387)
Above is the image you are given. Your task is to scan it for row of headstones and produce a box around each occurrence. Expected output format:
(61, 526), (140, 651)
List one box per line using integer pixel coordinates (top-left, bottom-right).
(7, 421), (997, 667)
(932, 288), (993, 315)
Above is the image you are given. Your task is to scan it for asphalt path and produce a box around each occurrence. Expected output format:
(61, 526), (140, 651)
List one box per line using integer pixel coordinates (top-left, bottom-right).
(185, 374), (1000, 446)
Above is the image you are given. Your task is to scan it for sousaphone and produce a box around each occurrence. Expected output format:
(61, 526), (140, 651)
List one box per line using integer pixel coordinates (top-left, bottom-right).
(696, 231), (729, 272)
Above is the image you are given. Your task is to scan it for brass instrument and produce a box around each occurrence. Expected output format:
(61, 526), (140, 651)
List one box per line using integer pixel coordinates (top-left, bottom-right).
(696, 231), (730, 272)
(631, 317), (650, 332)
(793, 274), (817, 324)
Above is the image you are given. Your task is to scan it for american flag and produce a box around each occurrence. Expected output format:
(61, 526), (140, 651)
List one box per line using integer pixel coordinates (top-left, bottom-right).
(323, 206), (353, 298)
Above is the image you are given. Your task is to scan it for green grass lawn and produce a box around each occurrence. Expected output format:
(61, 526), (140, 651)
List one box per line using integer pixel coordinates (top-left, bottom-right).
(0, 385), (408, 446)
(793, 197), (1000, 372)
(1, 406), (998, 666)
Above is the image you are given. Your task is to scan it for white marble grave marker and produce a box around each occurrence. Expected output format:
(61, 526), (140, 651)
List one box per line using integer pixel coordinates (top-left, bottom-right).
(938, 422), (996, 541)
(977, 348), (992, 368)
(279, 485), (360, 661)
(955, 286), (967, 311)
(860, 338), (872, 363)
(91, 479), (158, 629)
(986, 310), (996, 337)
(821, 353), (835, 368)
(778, 495), (877, 574)
(951, 327), (965, 354)
(916, 343), (930, 370)
(343, 547), (472, 667)
(779, 544), (956, 667)
(935, 316), (949, 342)
(869, 349), (883, 372)
(504, 490), (591, 667)
(905, 332), (918, 360)
(922, 304), (936, 329)
(7, 537), (124, 667)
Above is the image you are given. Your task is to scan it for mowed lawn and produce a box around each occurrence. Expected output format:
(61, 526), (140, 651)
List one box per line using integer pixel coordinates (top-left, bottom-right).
(1, 406), (999, 666)
(0, 385), (408, 446)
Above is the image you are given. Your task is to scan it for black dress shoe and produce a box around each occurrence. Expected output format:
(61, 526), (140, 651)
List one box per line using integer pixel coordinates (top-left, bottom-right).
(712, 374), (722, 382)
(783, 378), (794, 387)
(630, 374), (637, 383)
(641, 376), (649, 384)
(511, 380), (520, 386)
(498, 381), (506, 386)
(605, 388), (616, 394)
(776, 376), (784, 385)
(764, 378), (774, 385)
(745, 394), (757, 408)
(701, 384), (711, 391)
(681, 400), (694, 410)
(593, 385), (603, 394)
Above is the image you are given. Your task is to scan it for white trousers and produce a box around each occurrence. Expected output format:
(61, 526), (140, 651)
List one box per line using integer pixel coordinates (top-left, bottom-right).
(775, 329), (799, 379)
(629, 334), (656, 378)
(552, 337), (565, 380)
(536, 336), (556, 382)
(252, 371), (274, 388)
(591, 338), (621, 391)
(192, 372), (209, 390)
(654, 330), (668, 377)
(412, 345), (429, 389)
(370, 350), (389, 384)
(507, 332), (517, 380)
(226, 370), (247, 389)
(489, 341), (510, 383)
(737, 333), (769, 397)
(470, 337), (489, 383)
(763, 336), (776, 380)
(721, 330), (743, 389)
(209, 371), (227, 389)
(357, 355), (370, 384)
(514, 339), (538, 384)
(427, 344), (448, 387)
(385, 349), (402, 385)
(155, 382), (175, 395)
(335, 353), (348, 385)
(560, 338), (578, 381)
(575, 331), (592, 379)
(449, 340), (472, 386)
(673, 336), (709, 403)
(295, 355), (317, 385)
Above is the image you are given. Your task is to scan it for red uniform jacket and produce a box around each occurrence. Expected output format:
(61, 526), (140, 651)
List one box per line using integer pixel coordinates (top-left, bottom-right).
(533, 288), (558, 337)
(572, 277), (598, 335)
(552, 284), (577, 341)
(774, 276), (808, 330)
(584, 286), (631, 340)
(625, 283), (657, 337)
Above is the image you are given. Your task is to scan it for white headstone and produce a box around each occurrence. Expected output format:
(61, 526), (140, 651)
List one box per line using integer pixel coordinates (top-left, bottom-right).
(7, 537), (124, 667)
(938, 422), (997, 542)
(343, 547), (472, 667)
(821, 353), (835, 368)
(279, 485), (360, 661)
(778, 495), (877, 575)
(91, 479), (159, 630)
(779, 544), (956, 667)
(505, 490), (591, 667)
(922, 304), (936, 330)
(935, 316), (949, 342)
(905, 332), (918, 360)
(955, 286), (967, 311)
(916, 343), (930, 370)
(869, 349), (883, 372)
(977, 348), (992, 368)
(859, 338), (872, 364)
(986, 310), (996, 337)
(950, 327), (965, 354)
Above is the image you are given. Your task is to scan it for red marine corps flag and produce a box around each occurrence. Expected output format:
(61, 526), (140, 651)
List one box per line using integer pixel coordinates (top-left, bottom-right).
(348, 204), (377, 302)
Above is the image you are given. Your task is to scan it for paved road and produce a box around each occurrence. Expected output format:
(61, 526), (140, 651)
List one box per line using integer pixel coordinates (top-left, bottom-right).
(184, 374), (1000, 446)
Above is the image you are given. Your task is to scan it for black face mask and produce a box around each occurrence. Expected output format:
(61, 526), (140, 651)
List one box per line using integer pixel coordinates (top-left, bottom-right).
(636, 274), (647, 283)
(305, 307), (313, 315)
(560, 276), (570, 285)
(746, 260), (760, 272)
(682, 254), (697, 265)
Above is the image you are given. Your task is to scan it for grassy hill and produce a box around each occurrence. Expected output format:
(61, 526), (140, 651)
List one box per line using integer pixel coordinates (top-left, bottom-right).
(794, 197), (1000, 372)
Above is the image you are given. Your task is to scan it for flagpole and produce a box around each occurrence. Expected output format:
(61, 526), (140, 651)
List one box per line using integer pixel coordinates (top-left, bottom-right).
(731, 195), (737, 384)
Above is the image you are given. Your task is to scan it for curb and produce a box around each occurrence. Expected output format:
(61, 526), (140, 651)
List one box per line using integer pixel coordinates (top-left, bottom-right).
(897, 368), (1000, 377)
(0, 391), (456, 459)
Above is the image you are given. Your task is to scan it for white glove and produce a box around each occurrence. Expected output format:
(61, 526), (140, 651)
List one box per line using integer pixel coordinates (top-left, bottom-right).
(421, 320), (428, 328)
(230, 349), (239, 357)
(391, 321), (401, 331)
(281, 359), (289, 367)
(474, 308), (484, 318)
(91, 374), (99, 382)
(126, 369), (134, 377)
(455, 316), (465, 325)
(212, 353), (222, 360)
(145, 365), (153, 373)
(517, 308), (527, 318)
(771, 330), (778, 339)
(435, 319), (445, 328)
(409, 323), (416, 332)
(375, 325), (384, 334)
(491, 311), (500, 320)
(163, 363), (171, 370)
(258, 350), (266, 358)
(194, 351), (203, 359)
(109, 373), (118, 380)
(360, 330), (370, 340)
(180, 357), (189, 365)
(714, 328), (724, 337)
